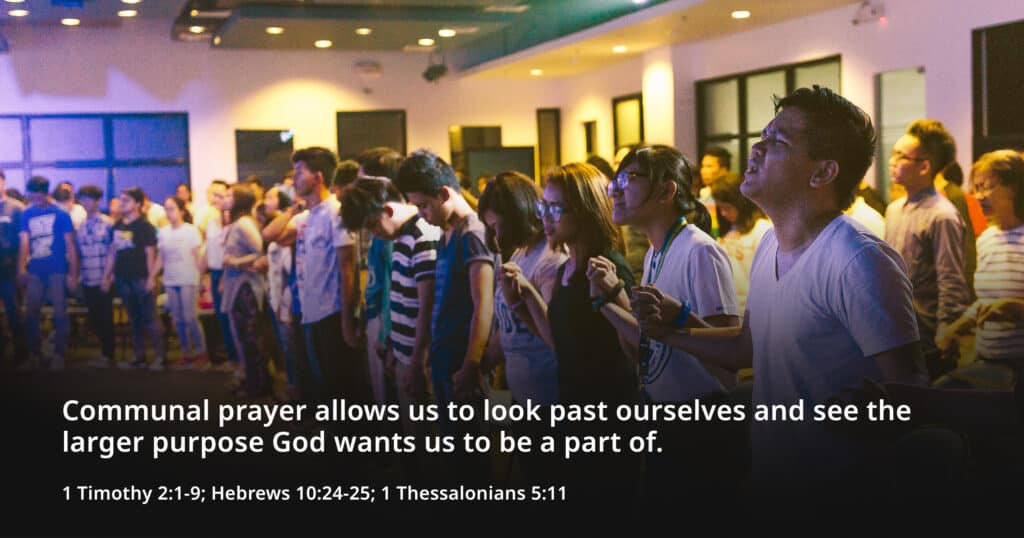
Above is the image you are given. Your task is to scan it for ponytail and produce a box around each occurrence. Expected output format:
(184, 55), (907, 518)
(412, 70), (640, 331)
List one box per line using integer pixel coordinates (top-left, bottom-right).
(688, 200), (713, 236)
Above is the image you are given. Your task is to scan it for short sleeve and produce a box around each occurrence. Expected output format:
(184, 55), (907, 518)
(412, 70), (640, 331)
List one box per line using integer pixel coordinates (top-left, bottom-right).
(332, 212), (356, 248)
(412, 235), (439, 282)
(460, 227), (493, 268)
(57, 210), (74, 236)
(686, 242), (741, 317)
(837, 245), (920, 357)
(187, 225), (202, 249)
(18, 210), (29, 234)
(530, 248), (565, 304)
(140, 221), (158, 247)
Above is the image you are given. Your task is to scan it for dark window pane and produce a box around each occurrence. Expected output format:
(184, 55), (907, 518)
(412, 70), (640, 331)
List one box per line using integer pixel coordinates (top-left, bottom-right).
(29, 118), (105, 162)
(113, 166), (187, 207)
(337, 111), (406, 160)
(0, 118), (23, 163)
(112, 116), (188, 161)
(236, 130), (294, 186)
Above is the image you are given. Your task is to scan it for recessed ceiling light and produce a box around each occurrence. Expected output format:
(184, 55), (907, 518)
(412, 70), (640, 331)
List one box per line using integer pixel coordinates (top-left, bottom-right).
(122, 0), (142, 4)
(612, 45), (628, 53)
(731, 10), (751, 19)
(118, 10), (137, 18)
(355, 27), (372, 35)
(61, 17), (81, 26)
(4, 0), (25, 4)
(438, 28), (456, 38)
(632, 0), (648, 4)
(190, 9), (199, 17)
(213, 35), (221, 45)
(265, 26), (284, 35)
(418, 38), (435, 47)
(8, 9), (27, 16)
(314, 39), (332, 48)
(530, 68), (543, 76)
(188, 25), (205, 34)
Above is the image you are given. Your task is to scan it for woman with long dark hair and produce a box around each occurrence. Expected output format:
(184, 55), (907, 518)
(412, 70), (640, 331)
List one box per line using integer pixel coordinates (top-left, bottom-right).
(220, 184), (269, 397)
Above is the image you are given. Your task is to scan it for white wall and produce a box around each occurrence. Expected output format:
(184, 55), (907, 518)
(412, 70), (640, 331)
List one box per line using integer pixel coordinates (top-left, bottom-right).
(557, 58), (645, 165)
(672, 0), (1024, 185)
(0, 19), (561, 201)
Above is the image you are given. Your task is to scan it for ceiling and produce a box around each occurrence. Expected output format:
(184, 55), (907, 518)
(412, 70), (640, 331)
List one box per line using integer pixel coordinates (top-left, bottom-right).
(0, 1), (867, 78)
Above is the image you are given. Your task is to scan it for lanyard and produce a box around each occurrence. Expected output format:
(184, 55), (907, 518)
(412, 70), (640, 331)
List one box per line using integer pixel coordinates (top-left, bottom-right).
(639, 215), (687, 382)
(643, 216), (687, 286)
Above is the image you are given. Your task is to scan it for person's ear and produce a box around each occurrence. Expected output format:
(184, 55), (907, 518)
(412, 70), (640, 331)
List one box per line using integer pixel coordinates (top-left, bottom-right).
(658, 179), (678, 205)
(439, 186), (452, 202)
(810, 160), (840, 189)
(383, 204), (395, 218)
(919, 159), (932, 178)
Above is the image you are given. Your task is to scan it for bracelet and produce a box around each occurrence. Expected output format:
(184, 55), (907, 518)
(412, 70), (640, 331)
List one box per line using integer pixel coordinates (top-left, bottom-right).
(592, 279), (625, 312)
(674, 299), (692, 328)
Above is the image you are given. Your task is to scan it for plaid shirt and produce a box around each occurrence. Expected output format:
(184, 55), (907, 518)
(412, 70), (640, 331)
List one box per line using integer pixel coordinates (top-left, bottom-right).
(77, 213), (113, 287)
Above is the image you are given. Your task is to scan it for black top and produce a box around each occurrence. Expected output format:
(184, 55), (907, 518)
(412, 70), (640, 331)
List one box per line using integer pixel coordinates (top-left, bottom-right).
(111, 217), (157, 280)
(548, 249), (638, 405)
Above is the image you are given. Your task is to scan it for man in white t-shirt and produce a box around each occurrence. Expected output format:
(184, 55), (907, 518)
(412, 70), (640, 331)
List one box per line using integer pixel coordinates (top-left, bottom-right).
(201, 179), (238, 366)
(635, 86), (926, 499)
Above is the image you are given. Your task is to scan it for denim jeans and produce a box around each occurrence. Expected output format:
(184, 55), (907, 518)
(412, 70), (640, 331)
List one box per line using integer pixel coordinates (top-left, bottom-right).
(82, 284), (115, 359)
(209, 269), (239, 363)
(0, 277), (24, 358)
(24, 273), (68, 359)
(165, 285), (206, 356)
(115, 277), (164, 362)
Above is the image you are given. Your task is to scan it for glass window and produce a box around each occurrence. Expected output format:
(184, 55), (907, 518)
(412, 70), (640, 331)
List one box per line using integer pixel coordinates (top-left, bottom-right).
(877, 67), (926, 198)
(0, 118), (23, 163)
(613, 95), (643, 149)
(29, 118), (105, 162)
(795, 62), (841, 93)
(113, 166), (188, 206)
(702, 80), (739, 136)
(1, 168), (26, 193)
(746, 71), (786, 134)
(112, 116), (188, 161)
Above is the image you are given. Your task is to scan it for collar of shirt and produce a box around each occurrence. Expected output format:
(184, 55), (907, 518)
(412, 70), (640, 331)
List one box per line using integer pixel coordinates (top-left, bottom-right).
(906, 185), (938, 206)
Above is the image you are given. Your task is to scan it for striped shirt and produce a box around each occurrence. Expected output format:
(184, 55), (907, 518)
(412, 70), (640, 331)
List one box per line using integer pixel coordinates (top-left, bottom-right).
(77, 213), (112, 287)
(968, 224), (1024, 359)
(389, 216), (441, 365)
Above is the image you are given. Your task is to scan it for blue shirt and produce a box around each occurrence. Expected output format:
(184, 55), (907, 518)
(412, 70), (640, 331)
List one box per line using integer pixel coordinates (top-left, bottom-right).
(364, 236), (392, 345)
(20, 204), (73, 276)
(429, 213), (494, 378)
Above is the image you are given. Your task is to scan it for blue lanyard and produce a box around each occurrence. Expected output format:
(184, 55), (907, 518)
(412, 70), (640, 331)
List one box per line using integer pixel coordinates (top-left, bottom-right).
(643, 216), (687, 286)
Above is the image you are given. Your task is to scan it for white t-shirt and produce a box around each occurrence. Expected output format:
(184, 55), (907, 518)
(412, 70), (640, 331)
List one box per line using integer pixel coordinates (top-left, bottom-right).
(746, 215), (919, 484)
(267, 241), (293, 322)
(495, 240), (566, 406)
(294, 196), (357, 324)
(844, 196), (885, 238)
(719, 218), (772, 312)
(157, 223), (202, 287)
(204, 214), (226, 270)
(643, 224), (740, 402)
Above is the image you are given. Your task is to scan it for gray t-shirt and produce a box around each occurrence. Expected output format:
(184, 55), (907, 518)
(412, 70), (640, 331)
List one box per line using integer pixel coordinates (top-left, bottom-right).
(495, 240), (566, 405)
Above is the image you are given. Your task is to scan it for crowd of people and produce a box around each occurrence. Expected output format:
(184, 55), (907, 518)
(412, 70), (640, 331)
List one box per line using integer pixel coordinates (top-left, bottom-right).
(3, 85), (1022, 507)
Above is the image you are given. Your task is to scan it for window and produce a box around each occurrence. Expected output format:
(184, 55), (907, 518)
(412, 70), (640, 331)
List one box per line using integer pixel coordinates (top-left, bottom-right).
(536, 108), (561, 179)
(876, 67), (926, 200)
(583, 121), (597, 156)
(696, 56), (840, 174)
(336, 110), (407, 160)
(235, 129), (295, 188)
(0, 113), (189, 205)
(612, 93), (644, 151)
(973, 19), (1024, 158)
(449, 126), (501, 177)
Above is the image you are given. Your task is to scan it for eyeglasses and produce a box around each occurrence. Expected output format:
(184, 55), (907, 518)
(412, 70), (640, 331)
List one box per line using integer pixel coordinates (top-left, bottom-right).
(609, 170), (648, 193)
(535, 200), (567, 222)
(890, 151), (926, 164)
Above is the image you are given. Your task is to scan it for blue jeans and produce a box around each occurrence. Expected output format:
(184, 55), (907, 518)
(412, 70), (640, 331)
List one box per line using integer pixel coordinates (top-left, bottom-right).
(209, 269), (238, 363)
(0, 278), (24, 358)
(115, 278), (164, 362)
(165, 285), (206, 356)
(24, 272), (68, 358)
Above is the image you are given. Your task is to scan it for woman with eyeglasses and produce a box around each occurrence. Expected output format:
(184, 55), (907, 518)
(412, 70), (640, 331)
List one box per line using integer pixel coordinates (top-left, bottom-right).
(501, 162), (639, 502)
(597, 145), (742, 505)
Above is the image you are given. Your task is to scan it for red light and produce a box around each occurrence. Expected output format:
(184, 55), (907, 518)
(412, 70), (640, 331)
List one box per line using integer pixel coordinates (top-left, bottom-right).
(879, 16), (887, 25)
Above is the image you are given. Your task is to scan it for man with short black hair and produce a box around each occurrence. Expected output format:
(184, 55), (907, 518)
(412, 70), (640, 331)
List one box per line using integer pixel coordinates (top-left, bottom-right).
(0, 171), (26, 363)
(637, 86), (925, 495)
(277, 147), (366, 403)
(18, 176), (78, 370)
(76, 185), (115, 367)
(886, 119), (971, 379)
(395, 149), (494, 483)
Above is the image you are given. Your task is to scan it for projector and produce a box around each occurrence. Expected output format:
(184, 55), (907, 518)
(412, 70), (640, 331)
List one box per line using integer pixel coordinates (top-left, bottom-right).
(423, 63), (448, 83)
